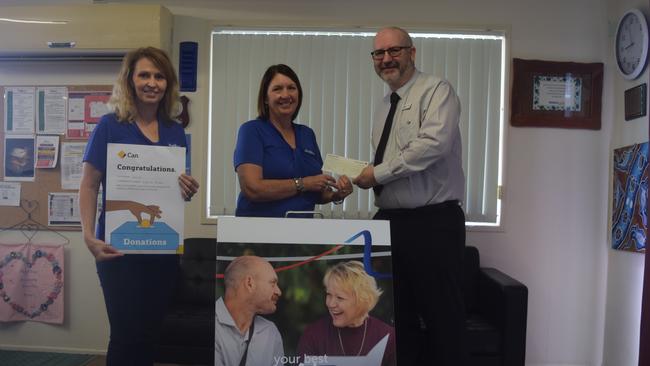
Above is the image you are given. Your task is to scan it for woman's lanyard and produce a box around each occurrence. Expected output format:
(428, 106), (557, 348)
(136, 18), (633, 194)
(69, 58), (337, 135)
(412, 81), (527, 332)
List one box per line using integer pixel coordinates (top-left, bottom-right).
(239, 317), (255, 366)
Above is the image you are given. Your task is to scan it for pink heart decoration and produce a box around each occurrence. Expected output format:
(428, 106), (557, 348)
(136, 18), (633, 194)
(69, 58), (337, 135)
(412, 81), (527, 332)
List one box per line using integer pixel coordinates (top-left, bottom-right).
(0, 248), (63, 319)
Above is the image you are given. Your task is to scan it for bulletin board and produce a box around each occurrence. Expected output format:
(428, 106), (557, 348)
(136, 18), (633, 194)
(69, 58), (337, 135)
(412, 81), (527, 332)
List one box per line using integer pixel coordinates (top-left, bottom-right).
(0, 85), (112, 231)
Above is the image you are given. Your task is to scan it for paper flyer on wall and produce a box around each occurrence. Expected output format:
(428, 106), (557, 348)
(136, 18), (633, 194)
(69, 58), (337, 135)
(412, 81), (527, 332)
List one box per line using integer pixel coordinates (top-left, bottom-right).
(0, 182), (21, 206)
(215, 217), (396, 366)
(48, 192), (80, 226)
(36, 135), (59, 168)
(4, 135), (36, 182)
(4, 87), (35, 135)
(66, 91), (111, 139)
(105, 143), (185, 254)
(60, 142), (86, 189)
(36, 87), (67, 134)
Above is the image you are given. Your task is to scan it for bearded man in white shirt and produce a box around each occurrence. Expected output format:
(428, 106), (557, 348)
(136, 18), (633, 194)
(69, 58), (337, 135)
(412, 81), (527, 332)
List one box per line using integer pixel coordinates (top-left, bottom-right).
(354, 26), (467, 366)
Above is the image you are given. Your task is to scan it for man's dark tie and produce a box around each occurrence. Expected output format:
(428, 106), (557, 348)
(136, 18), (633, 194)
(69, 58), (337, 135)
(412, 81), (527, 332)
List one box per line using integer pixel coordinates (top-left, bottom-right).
(373, 92), (400, 195)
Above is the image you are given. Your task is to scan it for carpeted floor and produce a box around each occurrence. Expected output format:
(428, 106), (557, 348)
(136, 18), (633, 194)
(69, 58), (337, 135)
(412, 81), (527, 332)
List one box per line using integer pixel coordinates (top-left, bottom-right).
(0, 351), (185, 366)
(0, 350), (96, 366)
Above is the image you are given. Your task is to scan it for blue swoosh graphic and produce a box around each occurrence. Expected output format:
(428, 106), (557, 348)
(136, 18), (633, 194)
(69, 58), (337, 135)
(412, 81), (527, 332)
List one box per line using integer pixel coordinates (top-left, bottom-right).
(345, 230), (392, 279)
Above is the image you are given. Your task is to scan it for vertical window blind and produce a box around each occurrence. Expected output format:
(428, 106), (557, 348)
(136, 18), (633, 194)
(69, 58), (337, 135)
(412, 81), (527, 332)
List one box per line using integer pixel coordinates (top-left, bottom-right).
(208, 30), (505, 225)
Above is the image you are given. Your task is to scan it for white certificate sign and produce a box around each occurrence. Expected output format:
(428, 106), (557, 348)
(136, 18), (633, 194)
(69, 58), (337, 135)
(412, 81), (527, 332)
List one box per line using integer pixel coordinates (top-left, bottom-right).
(105, 143), (185, 254)
(532, 75), (582, 112)
(322, 153), (369, 179)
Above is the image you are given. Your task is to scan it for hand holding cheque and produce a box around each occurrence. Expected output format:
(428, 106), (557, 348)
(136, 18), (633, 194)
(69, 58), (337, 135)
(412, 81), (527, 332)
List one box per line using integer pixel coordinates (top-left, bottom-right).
(322, 154), (369, 180)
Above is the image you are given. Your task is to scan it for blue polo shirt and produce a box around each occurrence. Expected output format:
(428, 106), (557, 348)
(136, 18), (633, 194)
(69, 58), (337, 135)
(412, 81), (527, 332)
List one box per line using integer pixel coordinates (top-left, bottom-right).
(233, 118), (323, 217)
(83, 113), (187, 240)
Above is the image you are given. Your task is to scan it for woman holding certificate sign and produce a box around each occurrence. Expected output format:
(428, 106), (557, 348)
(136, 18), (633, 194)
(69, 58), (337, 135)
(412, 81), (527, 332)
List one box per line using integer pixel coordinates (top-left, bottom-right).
(79, 47), (199, 366)
(233, 64), (353, 217)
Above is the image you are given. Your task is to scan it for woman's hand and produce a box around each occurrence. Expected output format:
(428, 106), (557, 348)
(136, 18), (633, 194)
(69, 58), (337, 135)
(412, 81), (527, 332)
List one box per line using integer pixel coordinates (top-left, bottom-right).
(332, 175), (353, 201)
(84, 236), (123, 262)
(302, 174), (336, 192)
(178, 173), (199, 201)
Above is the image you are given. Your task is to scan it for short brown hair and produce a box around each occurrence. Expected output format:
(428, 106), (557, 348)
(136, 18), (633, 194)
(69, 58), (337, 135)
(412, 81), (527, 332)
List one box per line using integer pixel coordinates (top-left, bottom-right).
(256, 64), (303, 122)
(109, 46), (180, 123)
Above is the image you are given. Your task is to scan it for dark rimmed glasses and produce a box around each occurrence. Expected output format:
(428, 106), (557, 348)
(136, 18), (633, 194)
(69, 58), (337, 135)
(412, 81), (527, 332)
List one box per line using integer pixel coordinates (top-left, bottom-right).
(370, 46), (412, 60)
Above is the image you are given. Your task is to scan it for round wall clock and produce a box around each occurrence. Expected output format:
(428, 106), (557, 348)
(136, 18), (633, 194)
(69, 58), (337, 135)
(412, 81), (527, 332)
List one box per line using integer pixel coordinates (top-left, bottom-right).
(615, 9), (649, 80)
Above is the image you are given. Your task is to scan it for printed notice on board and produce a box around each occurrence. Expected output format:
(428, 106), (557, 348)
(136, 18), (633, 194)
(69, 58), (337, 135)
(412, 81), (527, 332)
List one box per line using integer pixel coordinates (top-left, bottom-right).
(4, 135), (36, 182)
(4, 87), (35, 135)
(66, 91), (111, 139)
(36, 135), (60, 169)
(0, 182), (21, 206)
(105, 143), (185, 254)
(48, 192), (80, 226)
(60, 142), (86, 190)
(36, 87), (67, 134)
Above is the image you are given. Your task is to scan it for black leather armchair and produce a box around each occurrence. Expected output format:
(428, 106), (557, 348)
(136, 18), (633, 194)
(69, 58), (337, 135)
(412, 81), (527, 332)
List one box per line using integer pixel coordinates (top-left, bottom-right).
(154, 238), (216, 365)
(463, 246), (528, 366)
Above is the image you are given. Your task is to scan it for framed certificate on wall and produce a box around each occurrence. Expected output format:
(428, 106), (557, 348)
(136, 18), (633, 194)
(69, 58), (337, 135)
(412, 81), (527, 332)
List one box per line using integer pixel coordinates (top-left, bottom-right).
(511, 58), (603, 130)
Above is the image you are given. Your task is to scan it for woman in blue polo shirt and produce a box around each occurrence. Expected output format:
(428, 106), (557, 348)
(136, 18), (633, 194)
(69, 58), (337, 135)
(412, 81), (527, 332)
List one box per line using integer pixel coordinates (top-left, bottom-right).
(234, 64), (353, 217)
(79, 47), (199, 366)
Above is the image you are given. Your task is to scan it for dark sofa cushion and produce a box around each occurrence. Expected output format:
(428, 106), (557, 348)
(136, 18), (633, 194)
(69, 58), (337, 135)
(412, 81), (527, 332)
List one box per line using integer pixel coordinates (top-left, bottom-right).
(465, 313), (501, 354)
(155, 238), (216, 365)
(173, 238), (216, 307)
(158, 305), (215, 347)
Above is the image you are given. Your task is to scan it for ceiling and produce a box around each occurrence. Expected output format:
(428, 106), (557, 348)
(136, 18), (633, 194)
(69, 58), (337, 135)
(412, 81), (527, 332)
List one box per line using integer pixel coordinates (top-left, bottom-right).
(0, 0), (397, 22)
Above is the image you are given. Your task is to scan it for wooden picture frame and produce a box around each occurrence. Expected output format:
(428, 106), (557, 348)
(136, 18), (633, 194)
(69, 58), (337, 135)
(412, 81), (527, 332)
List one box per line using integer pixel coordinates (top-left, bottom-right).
(624, 83), (647, 121)
(511, 58), (603, 130)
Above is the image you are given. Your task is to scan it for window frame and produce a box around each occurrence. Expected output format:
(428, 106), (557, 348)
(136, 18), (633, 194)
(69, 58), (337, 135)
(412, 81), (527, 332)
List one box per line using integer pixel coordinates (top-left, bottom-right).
(205, 27), (509, 230)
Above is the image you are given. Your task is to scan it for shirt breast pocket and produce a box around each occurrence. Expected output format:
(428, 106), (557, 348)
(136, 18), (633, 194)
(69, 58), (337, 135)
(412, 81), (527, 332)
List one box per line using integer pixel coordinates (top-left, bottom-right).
(396, 115), (420, 149)
(396, 104), (429, 150)
(301, 148), (322, 172)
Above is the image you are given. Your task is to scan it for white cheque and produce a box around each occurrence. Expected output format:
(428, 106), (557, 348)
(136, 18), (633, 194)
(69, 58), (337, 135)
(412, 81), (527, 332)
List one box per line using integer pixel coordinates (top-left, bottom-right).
(323, 154), (369, 179)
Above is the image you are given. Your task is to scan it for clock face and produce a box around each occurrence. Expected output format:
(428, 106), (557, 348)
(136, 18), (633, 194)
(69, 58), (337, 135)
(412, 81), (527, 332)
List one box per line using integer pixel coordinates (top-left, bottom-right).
(616, 9), (649, 80)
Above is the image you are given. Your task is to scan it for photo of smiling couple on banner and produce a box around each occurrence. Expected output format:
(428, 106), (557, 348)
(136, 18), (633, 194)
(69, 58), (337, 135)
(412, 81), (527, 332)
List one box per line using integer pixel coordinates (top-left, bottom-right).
(215, 217), (397, 366)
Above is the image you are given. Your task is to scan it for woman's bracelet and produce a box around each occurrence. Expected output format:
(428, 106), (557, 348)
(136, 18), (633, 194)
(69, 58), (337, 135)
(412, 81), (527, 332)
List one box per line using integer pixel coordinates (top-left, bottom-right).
(293, 177), (304, 194)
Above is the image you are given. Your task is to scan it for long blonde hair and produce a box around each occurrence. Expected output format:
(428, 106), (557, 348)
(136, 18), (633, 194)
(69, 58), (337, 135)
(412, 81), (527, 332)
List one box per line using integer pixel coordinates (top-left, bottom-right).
(109, 47), (180, 123)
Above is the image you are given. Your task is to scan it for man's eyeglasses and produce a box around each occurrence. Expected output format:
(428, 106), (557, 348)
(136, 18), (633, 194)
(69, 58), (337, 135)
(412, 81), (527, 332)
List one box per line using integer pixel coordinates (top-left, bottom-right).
(370, 46), (411, 60)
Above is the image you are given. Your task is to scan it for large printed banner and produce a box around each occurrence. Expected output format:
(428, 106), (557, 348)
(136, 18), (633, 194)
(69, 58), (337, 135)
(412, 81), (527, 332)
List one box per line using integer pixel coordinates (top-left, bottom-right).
(106, 143), (185, 254)
(0, 243), (64, 323)
(216, 217), (396, 366)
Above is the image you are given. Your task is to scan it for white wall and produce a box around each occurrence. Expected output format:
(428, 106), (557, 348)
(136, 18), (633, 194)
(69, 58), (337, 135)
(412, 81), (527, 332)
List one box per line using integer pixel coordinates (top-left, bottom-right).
(0, 62), (119, 353)
(602, 0), (648, 365)
(0, 17), (215, 354)
(0, 1), (645, 366)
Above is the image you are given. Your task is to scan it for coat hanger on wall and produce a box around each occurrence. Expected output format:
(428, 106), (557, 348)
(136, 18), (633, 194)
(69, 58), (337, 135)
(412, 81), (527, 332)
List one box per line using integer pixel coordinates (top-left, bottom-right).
(0, 199), (70, 245)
